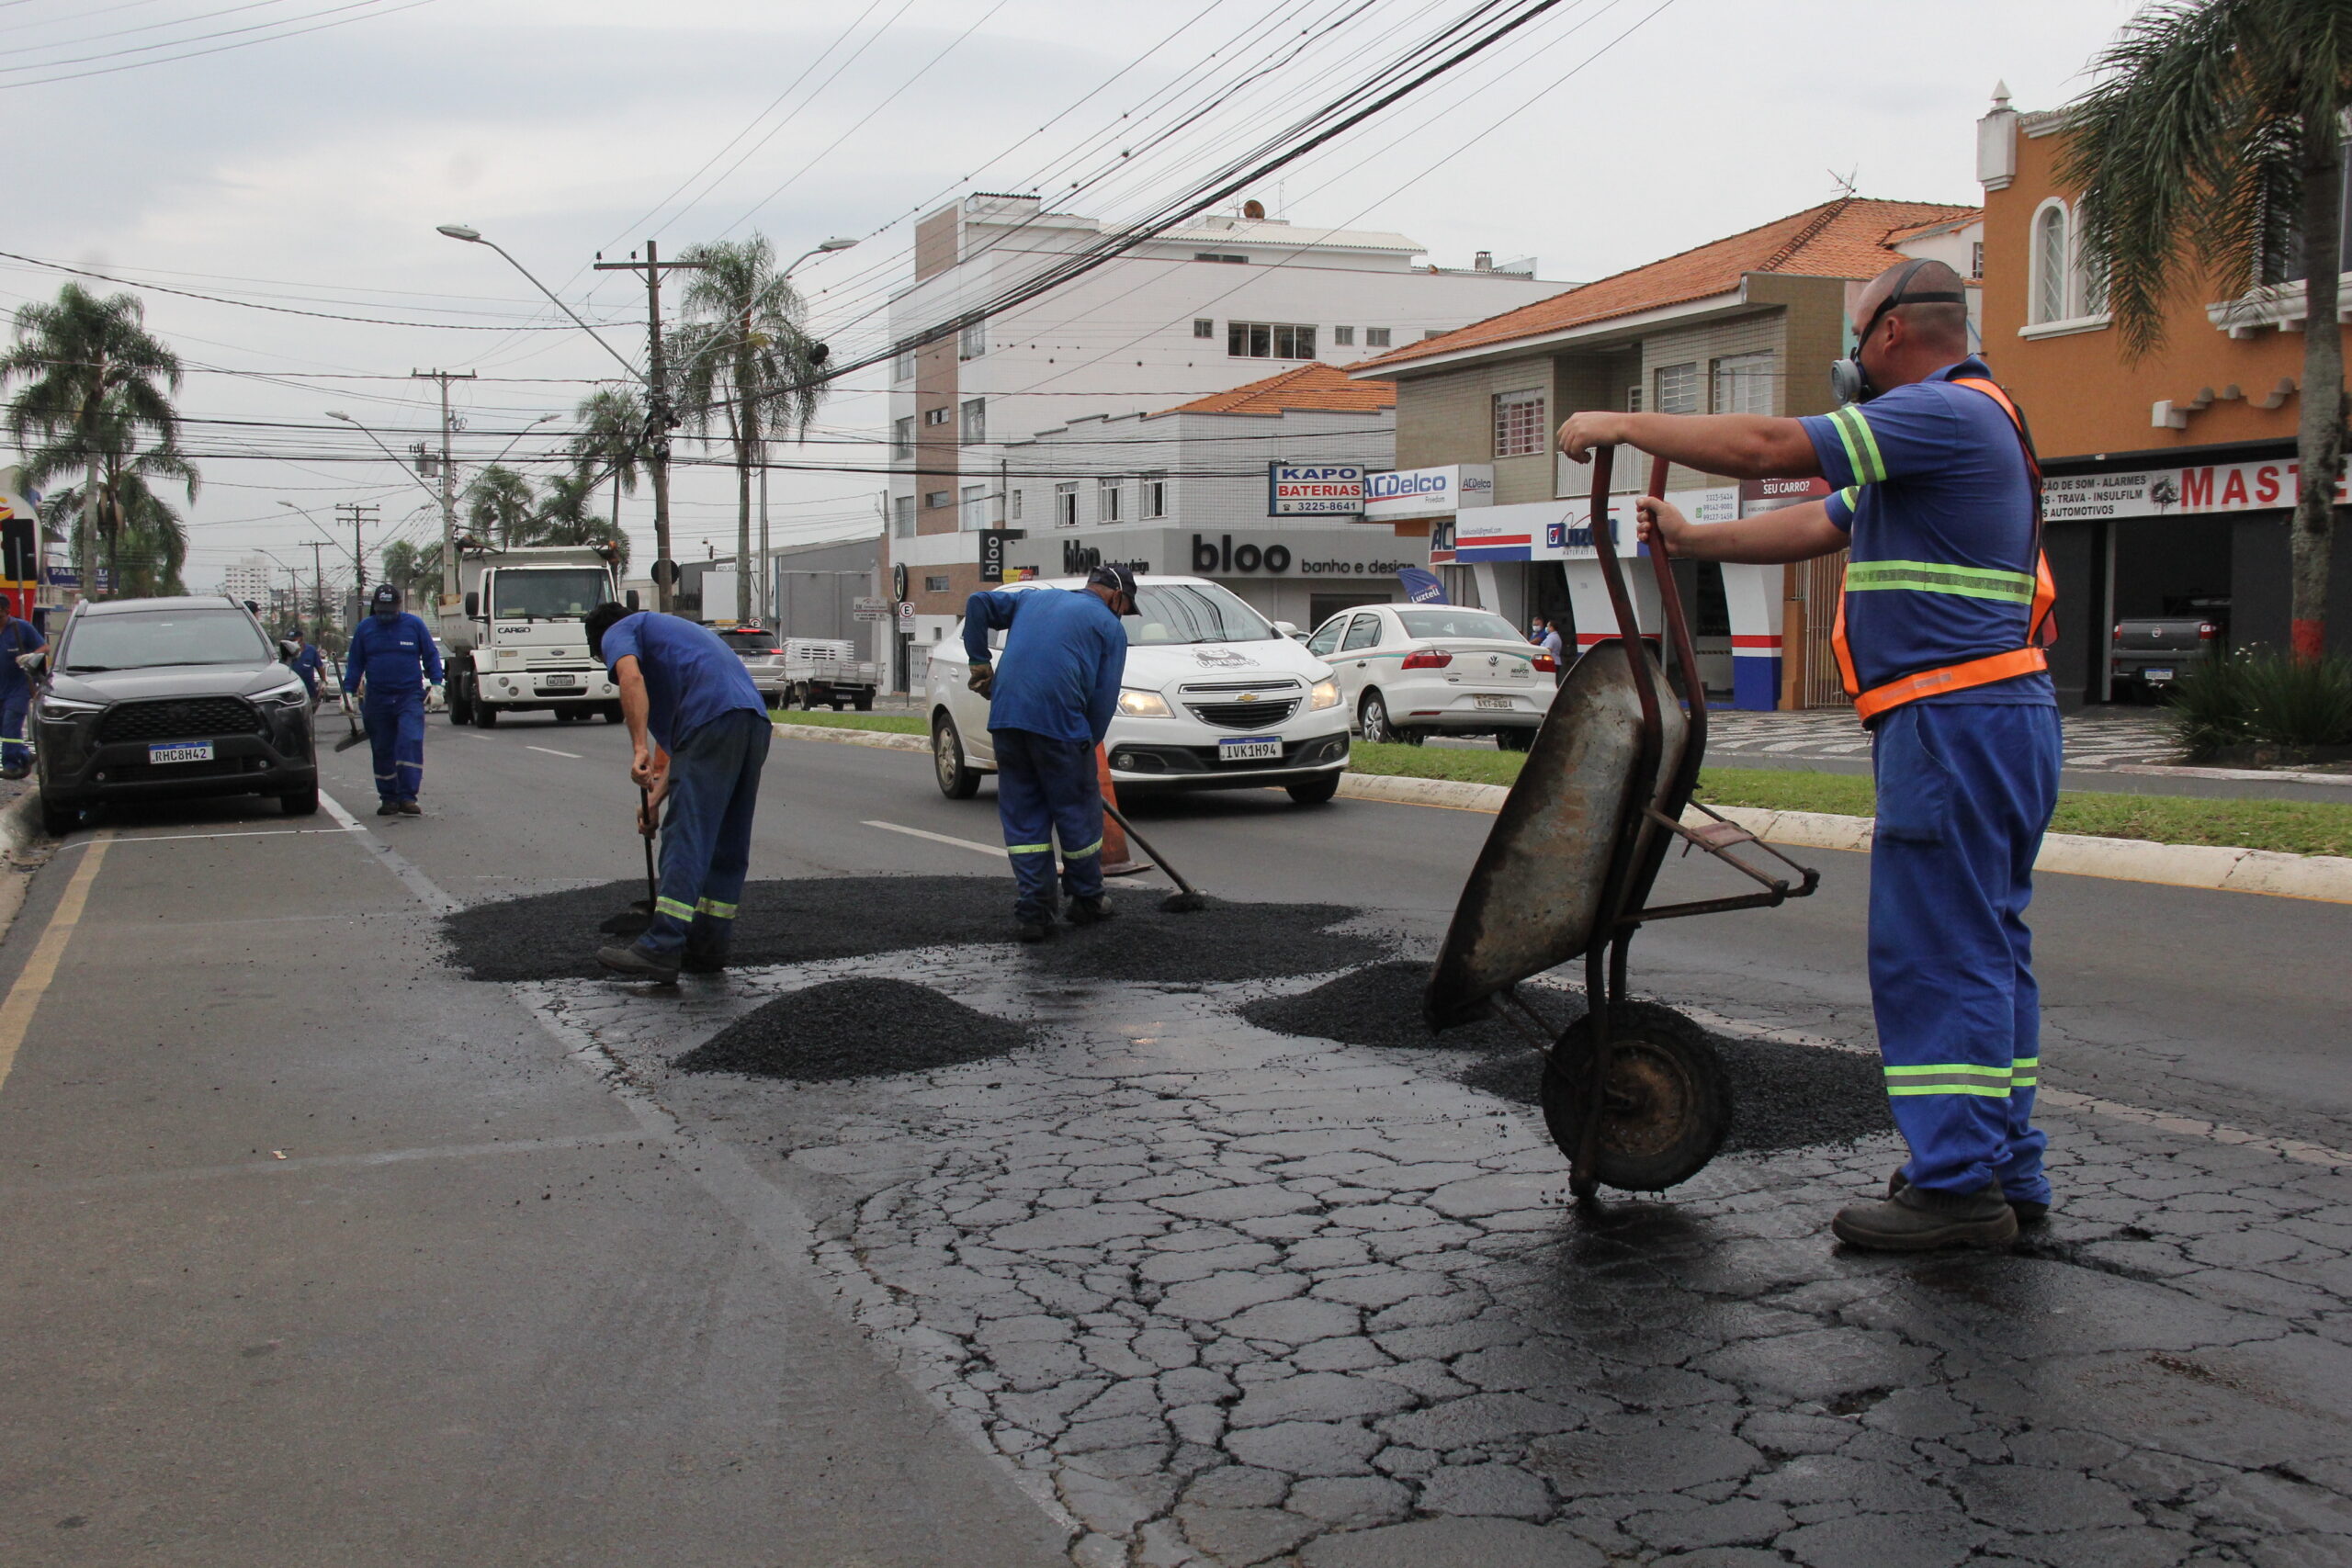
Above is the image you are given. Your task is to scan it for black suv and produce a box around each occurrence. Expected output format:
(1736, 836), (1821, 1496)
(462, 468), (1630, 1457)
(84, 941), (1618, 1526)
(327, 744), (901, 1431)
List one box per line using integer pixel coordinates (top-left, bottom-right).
(30, 596), (318, 835)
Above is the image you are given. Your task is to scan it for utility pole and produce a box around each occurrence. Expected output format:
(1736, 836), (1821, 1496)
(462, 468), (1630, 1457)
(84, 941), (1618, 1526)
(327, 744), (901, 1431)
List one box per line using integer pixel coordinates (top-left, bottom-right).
(334, 503), (379, 615)
(412, 369), (475, 608)
(594, 242), (706, 613)
(305, 540), (329, 632)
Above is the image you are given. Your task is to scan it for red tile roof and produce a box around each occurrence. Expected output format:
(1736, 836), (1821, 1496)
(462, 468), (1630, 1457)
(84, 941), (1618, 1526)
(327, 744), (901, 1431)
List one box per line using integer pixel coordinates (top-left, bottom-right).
(1162, 359), (1398, 416)
(1355, 197), (1981, 373)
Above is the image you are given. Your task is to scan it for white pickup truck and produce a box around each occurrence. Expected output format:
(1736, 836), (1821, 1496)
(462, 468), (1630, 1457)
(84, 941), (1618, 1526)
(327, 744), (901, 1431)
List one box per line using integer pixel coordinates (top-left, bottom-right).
(713, 626), (879, 711)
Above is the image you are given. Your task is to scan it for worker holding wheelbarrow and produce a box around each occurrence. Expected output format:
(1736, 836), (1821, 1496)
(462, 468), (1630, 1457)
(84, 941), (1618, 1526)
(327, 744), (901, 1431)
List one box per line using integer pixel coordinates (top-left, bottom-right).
(1558, 258), (2061, 1254)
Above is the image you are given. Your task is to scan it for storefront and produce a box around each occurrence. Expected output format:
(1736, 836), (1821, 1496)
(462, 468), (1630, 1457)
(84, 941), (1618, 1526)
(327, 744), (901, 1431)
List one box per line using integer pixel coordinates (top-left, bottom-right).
(1002, 524), (1430, 632)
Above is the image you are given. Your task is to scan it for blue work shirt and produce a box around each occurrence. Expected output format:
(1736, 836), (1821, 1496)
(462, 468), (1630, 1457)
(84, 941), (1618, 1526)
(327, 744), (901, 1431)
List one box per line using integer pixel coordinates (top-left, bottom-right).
(342, 612), (443, 697)
(1804, 356), (2055, 710)
(290, 642), (326, 695)
(963, 587), (1127, 746)
(597, 611), (767, 753)
(0, 618), (46, 697)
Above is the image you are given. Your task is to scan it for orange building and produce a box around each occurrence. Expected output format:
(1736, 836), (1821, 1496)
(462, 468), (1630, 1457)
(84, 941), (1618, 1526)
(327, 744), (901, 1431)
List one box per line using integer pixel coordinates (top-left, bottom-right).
(1976, 85), (2352, 700)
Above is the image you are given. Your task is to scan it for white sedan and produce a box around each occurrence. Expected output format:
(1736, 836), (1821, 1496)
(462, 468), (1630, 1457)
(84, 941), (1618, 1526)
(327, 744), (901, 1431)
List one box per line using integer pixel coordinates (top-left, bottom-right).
(1304, 604), (1557, 749)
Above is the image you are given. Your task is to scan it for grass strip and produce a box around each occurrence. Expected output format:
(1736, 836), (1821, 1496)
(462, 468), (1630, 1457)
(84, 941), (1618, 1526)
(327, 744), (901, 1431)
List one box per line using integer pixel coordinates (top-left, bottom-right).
(771, 708), (927, 735)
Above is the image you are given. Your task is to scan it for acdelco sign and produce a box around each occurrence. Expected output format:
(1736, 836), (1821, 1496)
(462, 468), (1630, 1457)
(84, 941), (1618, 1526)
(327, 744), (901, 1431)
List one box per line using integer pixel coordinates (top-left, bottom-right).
(1268, 463), (1365, 516)
(1362, 464), (1495, 523)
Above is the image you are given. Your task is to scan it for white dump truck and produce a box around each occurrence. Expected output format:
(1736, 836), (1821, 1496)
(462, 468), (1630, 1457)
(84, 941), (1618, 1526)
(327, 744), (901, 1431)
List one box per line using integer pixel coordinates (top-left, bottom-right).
(438, 541), (634, 728)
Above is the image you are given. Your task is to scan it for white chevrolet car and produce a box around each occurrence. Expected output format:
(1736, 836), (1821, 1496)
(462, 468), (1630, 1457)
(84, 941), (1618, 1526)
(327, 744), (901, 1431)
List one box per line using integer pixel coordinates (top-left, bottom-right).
(927, 574), (1351, 805)
(1304, 603), (1558, 750)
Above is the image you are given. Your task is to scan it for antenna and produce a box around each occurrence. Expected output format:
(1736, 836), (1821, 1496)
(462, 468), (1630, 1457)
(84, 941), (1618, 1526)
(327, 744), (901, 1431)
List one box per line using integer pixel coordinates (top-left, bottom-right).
(1827, 167), (1858, 198)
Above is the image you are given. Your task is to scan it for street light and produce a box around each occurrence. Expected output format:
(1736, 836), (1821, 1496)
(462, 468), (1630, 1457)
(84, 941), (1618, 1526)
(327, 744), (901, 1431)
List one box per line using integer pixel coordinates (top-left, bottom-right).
(436, 223), (643, 381)
(785, 236), (859, 277)
(324, 411), (442, 509)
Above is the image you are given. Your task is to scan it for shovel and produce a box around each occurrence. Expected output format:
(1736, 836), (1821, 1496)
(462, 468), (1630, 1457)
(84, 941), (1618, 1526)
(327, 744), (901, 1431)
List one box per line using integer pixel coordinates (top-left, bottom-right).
(1100, 803), (1208, 913)
(599, 784), (662, 936)
(331, 691), (368, 753)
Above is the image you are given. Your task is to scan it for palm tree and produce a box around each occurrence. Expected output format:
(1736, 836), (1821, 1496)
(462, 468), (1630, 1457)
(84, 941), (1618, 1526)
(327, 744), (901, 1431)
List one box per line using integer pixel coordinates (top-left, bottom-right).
(2062, 1), (2352, 661)
(673, 236), (827, 624)
(570, 385), (646, 537)
(533, 467), (616, 552)
(380, 538), (441, 607)
(0, 282), (198, 600)
(462, 463), (537, 547)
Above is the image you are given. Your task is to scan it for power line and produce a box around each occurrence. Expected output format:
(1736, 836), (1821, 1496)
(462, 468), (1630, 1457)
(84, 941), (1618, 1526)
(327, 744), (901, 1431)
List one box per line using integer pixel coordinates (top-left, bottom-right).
(0, 0), (432, 89)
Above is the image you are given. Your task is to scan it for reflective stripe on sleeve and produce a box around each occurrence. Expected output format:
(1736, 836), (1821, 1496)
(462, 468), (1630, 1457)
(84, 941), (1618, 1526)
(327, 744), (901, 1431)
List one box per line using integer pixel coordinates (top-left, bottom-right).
(1828, 406), (1888, 485)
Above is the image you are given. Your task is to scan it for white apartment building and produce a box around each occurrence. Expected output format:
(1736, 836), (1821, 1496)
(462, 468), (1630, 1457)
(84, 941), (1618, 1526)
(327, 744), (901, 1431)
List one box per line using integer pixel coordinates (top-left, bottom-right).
(884, 192), (1558, 674)
(220, 554), (272, 608)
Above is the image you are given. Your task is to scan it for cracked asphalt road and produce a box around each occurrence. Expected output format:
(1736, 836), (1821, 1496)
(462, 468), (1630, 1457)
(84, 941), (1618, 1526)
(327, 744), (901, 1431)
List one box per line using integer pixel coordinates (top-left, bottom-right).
(6, 721), (2346, 1566)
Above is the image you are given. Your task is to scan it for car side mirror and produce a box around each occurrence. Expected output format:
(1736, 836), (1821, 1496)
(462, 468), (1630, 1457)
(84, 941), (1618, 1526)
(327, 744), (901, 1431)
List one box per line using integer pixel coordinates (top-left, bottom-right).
(625, 589), (640, 611)
(17, 649), (45, 676)
(1273, 620), (1300, 638)
(464, 592), (480, 618)
(278, 639), (301, 662)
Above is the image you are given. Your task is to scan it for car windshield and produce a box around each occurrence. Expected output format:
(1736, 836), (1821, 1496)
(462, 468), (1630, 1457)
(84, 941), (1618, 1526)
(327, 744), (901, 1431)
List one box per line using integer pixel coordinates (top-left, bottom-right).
(1126, 582), (1277, 646)
(492, 569), (612, 620)
(715, 629), (775, 651)
(61, 608), (271, 672)
(1394, 608), (1523, 641)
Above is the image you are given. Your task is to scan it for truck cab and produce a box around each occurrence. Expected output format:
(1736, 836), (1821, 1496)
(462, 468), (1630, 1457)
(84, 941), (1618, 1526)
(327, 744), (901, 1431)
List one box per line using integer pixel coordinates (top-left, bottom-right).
(438, 544), (632, 728)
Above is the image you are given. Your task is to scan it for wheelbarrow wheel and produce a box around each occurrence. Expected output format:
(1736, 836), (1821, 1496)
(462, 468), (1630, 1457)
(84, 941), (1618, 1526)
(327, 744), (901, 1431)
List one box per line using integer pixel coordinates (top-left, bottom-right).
(1541, 1002), (1731, 1192)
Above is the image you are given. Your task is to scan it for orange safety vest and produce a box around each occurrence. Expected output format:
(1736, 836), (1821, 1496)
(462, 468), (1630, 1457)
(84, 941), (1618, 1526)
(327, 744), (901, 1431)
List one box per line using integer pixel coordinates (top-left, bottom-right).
(1829, 376), (2058, 724)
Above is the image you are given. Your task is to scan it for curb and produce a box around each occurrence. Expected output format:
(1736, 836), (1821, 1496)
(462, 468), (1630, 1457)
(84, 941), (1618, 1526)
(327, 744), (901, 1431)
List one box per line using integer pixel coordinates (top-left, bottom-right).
(769, 721), (2352, 904)
(0, 788), (40, 862)
(2110, 762), (2352, 788)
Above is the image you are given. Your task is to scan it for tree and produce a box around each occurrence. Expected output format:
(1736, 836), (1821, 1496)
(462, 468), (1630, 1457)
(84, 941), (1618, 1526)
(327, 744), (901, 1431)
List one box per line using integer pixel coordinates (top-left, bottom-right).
(533, 467), (620, 554)
(0, 281), (198, 600)
(2063, 0), (2352, 660)
(571, 385), (646, 537)
(380, 537), (441, 608)
(461, 463), (536, 547)
(673, 236), (828, 624)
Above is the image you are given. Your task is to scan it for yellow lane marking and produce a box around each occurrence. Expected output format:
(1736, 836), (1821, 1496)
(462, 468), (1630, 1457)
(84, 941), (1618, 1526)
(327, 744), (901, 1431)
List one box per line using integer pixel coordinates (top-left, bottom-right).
(0, 835), (110, 1098)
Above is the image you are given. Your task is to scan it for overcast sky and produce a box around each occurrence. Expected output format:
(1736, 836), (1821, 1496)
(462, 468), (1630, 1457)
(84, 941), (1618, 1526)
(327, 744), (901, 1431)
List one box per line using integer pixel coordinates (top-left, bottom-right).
(0, 0), (2143, 594)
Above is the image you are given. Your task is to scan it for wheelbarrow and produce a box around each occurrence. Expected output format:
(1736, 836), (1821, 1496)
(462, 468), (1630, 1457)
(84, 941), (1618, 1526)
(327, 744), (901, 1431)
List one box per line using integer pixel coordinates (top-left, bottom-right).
(1423, 446), (1820, 1199)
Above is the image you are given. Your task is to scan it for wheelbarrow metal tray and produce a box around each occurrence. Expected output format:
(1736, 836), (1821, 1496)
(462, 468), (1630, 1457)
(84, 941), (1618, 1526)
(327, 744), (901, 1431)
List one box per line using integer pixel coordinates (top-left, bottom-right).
(1423, 637), (1687, 1029)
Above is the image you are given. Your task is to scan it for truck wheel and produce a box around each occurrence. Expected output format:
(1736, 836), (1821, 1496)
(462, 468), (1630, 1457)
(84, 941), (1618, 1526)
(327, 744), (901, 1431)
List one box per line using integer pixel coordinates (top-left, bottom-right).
(474, 701), (499, 728)
(446, 673), (472, 725)
(603, 704), (623, 723)
(830, 699), (847, 711)
(933, 715), (982, 800)
(854, 692), (874, 711)
(798, 683), (818, 711)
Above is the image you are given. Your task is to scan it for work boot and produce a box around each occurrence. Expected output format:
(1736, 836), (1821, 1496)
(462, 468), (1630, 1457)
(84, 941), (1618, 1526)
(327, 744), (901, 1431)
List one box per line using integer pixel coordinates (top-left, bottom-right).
(1889, 1169), (2047, 1227)
(398, 800), (422, 816)
(1832, 1179), (2018, 1252)
(1066, 895), (1115, 925)
(376, 800), (400, 816)
(0, 762), (26, 781)
(596, 943), (681, 983)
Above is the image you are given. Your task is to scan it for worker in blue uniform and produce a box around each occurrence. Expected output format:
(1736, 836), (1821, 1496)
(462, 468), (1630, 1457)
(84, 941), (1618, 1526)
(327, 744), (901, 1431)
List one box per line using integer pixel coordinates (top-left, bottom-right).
(342, 584), (444, 816)
(1559, 259), (2059, 1252)
(583, 603), (772, 982)
(962, 564), (1136, 941)
(286, 626), (327, 707)
(0, 601), (46, 780)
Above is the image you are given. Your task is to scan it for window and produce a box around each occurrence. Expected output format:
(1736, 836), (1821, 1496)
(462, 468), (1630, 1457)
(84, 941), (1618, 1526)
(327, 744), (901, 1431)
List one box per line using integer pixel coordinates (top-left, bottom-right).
(1970, 240), (1985, 280)
(892, 416), (913, 460)
(892, 495), (914, 538)
(923, 574), (949, 593)
(1333, 326), (1355, 346)
(1492, 388), (1545, 457)
(892, 346), (916, 383)
(1193, 252), (1248, 265)
(961, 484), (988, 531)
(1227, 321), (1316, 358)
(1306, 618), (1344, 658)
(959, 397), (986, 445)
(2032, 202), (2070, 324)
(1009, 489), (1023, 523)
(1097, 478), (1121, 523)
(923, 407), (949, 426)
(1654, 362), (1699, 415)
(1711, 353), (1774, 416)
(1340, 613), (1384, 652)
(925, 490), (951, 509)
(1055, 482), (1078, 528)
(959, 319), (985, 361)
(1193, 319), (1215, 339)
(1364, 327), (1391, 348)
(1125, 582), (1278, 646)
(1142, 472), (1168, 519)
(1625, 385), (1643, 413)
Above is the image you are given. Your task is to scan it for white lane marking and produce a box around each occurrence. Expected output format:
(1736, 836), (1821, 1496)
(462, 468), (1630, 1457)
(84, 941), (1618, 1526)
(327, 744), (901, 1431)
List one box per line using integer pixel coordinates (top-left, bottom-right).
(320, 788), (458, 914)
(61, 825), (363, 847)
(526, 746), (582, 759)
(863, 819), (1007, 859)
(460, 731), (492, 741)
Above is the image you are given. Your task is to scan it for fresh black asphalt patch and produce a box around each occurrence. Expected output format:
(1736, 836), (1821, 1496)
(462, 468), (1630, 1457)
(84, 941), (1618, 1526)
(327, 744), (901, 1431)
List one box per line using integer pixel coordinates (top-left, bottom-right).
(1239, 958), (1584, 1051)
(443, 874), (1384, 983)
(672, 978), (1027, 1082)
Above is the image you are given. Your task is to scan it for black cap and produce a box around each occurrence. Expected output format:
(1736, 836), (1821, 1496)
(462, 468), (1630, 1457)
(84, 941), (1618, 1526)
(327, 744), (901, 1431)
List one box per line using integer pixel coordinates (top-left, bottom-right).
(370, 583), (400, 611)
(1088, 563), (1139, 602)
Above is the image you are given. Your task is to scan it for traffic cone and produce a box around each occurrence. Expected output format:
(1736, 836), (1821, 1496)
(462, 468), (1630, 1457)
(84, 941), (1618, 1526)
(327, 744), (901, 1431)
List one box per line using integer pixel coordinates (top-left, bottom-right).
(1096, 744), (1153, 877)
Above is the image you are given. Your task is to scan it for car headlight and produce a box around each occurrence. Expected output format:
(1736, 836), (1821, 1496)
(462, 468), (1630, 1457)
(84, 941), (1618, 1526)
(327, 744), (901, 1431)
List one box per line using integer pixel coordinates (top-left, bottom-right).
(1309, 678), (1340, 711)
(1116, 687), (1172, 717)
(255, 680), (310, 705)
(36, 694), (104, 717)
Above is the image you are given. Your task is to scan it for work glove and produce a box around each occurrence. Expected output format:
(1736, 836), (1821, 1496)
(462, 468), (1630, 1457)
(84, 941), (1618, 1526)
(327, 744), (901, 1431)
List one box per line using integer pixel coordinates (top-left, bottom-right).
(967, 660), (995, 699)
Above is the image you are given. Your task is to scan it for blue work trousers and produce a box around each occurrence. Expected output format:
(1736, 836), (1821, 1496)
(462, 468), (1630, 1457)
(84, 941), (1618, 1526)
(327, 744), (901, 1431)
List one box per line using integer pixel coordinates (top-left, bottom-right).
(991, 728), (1104, 922)
(1869, 702), (2063, 1203)
(1, 685), (28, 770)
(641, 709), (771, 961)
(362, 687), (426, 803)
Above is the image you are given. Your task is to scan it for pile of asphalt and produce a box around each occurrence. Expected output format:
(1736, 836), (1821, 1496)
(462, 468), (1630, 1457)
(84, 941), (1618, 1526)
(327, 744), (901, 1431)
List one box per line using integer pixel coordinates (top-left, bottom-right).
(1239, 961), (1584, 1052)
(1457, 1032), (1891, 1155)
(673, 978), (1025, 1082)
(442, 874), (1381, 984)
